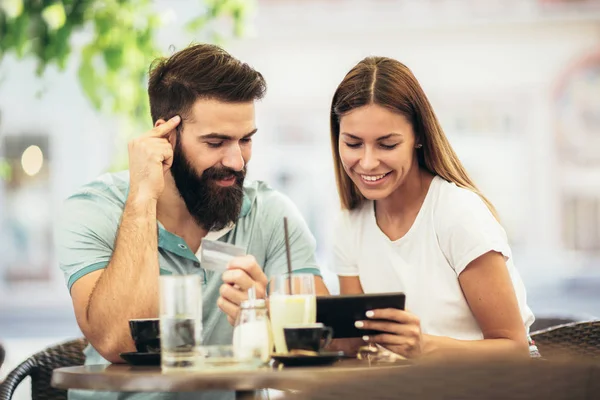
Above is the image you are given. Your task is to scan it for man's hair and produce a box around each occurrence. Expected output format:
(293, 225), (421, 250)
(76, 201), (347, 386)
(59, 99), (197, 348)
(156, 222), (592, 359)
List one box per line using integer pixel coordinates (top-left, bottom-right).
(148, 43), (266, 123)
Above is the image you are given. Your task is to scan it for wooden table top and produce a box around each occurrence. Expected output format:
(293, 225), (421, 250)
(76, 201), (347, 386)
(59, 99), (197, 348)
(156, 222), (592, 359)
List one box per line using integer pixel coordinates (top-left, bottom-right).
(51, 358), (409, 393)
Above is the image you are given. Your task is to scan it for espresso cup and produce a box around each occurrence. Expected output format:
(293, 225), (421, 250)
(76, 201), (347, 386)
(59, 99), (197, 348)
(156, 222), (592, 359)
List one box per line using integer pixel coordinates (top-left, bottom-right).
(283, 323), (333, 353)
(129, 318), (160, 353)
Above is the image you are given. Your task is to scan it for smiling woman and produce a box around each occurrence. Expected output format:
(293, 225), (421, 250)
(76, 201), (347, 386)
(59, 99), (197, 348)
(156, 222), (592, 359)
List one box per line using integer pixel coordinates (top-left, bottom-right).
(327, 57), (535, 361)
(338, 106), (416, 194)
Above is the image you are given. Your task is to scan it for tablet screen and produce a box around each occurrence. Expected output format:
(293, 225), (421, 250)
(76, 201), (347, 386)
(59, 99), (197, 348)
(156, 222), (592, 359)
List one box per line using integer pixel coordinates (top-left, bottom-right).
(316, 293), (406, 338)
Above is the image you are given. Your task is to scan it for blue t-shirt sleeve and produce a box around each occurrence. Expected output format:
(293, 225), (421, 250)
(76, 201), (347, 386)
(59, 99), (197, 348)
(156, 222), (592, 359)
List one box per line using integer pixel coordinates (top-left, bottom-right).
(54, 190), (119, 292)
(261, 191), (321, 279)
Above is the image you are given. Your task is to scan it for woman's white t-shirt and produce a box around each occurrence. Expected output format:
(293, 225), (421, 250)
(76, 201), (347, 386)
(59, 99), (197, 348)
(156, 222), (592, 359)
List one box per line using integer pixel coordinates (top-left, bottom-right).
(332, 175), (535, 340)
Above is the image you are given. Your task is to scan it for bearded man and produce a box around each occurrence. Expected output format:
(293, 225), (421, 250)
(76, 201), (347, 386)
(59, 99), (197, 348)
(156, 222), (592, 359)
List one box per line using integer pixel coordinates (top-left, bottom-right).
(55, 43), (328, 400)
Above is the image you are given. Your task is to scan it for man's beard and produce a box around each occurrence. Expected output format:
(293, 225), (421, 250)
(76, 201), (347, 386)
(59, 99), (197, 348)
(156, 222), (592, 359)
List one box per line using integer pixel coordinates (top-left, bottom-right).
(170, 140), (246, 231)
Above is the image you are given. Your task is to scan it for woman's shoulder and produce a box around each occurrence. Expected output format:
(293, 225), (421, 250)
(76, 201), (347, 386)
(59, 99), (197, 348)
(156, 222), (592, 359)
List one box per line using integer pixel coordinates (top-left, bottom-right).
(433, 176), (483, 204)
(430, 176), (489, 216)
(429, 176), (503, 238)
(429, 176), (512, 275)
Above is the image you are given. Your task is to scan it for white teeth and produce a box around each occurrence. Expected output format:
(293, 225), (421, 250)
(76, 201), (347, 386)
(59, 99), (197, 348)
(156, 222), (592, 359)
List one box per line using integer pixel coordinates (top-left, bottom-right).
(361, 173), (388, 182)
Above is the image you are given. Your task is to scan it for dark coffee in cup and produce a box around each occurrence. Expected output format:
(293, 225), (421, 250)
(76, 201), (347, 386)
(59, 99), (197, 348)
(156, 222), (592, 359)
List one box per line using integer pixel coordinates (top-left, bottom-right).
(283, 323), (333, 353)
(129, 318), (160, 353)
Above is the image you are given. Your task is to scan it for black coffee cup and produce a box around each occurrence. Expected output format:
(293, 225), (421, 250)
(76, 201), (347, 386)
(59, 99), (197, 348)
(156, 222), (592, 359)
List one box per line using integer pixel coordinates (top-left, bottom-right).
(129, 318), (160, 353)
(283, 323), (333, 353)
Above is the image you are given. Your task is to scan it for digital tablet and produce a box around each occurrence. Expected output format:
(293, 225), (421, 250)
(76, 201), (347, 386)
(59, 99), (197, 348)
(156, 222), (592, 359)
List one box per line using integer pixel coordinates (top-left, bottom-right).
(316, 293), (406, 339)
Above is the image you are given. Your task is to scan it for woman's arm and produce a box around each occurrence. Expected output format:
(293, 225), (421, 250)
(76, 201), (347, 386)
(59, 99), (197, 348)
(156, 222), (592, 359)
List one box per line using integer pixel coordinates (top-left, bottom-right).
(422, 250), (529, 360)
(339, 276), (364, 295)
(357, 251), (529, 360)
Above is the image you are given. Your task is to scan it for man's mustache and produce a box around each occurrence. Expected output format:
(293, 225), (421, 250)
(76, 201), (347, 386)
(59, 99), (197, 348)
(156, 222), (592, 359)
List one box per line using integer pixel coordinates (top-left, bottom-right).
(202, 166), (246, 182)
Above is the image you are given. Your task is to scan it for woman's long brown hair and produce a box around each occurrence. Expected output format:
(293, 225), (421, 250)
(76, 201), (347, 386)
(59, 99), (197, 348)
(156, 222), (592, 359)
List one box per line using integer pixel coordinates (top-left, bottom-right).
(330, 56), (499, 220)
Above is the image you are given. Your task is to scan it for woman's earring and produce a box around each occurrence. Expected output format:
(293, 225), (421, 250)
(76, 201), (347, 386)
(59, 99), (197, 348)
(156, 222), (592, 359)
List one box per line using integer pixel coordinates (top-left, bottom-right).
(415, 144), (423, 149)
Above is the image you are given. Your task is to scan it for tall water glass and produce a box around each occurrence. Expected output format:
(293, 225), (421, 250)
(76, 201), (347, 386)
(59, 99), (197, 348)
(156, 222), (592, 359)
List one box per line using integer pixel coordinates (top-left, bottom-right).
(159, 274), (203, 370)
(269, 273), (316, 354)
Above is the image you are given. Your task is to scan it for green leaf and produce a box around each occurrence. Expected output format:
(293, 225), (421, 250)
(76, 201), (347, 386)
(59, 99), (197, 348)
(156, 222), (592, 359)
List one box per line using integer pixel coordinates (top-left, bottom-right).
(11, 12), (30, 57)
(41, 3), (67, 30)
(0, 0), (24, 19)
(0, 158), (13, 181)
(186, 15), (209, 32)
(103, 46), (123, 70)
(78, 46), (101, 109)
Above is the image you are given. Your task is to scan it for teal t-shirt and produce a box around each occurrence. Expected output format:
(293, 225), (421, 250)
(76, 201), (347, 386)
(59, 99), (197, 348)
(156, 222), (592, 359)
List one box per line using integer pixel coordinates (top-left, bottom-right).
(55, 171), (321, 400)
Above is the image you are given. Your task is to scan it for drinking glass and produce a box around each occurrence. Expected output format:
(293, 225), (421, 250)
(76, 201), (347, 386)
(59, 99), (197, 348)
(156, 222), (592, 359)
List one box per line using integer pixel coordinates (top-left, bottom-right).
(268, 273), (316, 354)
(159, 274), (203, 370)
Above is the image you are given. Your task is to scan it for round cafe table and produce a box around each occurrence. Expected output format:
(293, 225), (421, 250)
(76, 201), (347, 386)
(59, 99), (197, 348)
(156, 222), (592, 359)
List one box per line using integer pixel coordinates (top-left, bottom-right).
(51, 359), (409, 400)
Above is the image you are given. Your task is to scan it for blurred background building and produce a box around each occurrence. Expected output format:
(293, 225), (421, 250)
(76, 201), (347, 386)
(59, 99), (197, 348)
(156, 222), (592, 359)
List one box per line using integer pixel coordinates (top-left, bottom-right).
(1, 0), (600, 397)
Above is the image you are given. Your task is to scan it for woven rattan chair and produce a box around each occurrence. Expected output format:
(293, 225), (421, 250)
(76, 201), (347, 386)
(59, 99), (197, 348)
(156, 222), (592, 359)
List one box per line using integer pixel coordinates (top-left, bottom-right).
(0, 338), (87, 400)
(0, 343), (5, 370)
(531, 316), (580, 332)
(531, 320), (600, 360)
(290, 360), (600, 400)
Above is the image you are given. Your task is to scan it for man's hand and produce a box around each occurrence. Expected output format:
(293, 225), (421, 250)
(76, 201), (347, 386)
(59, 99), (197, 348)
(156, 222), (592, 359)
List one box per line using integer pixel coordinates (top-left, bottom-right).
(218, 255), (268, 325)
(128, 115), (180, 201)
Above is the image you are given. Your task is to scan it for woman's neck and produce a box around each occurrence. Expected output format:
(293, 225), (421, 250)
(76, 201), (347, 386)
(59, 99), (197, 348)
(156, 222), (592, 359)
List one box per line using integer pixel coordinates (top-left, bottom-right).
(377, 169), (431, 218)
(374, 168), (434, 242)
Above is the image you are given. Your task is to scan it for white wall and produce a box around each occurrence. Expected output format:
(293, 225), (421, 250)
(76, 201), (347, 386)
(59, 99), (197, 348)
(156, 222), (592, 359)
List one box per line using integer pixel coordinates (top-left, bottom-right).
(225, 5), (600, 271)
